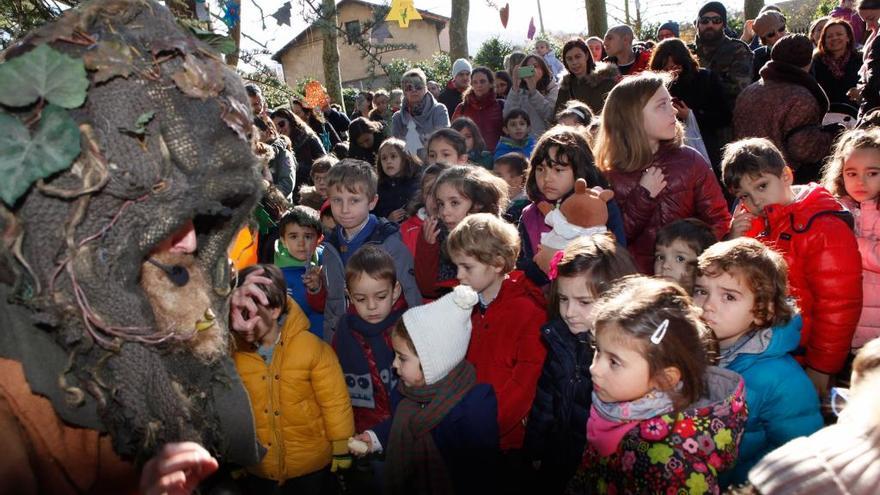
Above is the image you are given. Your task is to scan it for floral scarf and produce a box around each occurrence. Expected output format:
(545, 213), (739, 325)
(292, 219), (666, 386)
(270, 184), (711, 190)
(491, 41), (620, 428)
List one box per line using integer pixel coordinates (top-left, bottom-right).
(821, 50), (852, 80)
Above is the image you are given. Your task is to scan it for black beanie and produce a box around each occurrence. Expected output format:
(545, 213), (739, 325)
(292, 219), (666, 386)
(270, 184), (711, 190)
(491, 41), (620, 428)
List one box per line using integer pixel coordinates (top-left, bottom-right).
(771, 34), (814, 68)
(698, 1), (728, 25)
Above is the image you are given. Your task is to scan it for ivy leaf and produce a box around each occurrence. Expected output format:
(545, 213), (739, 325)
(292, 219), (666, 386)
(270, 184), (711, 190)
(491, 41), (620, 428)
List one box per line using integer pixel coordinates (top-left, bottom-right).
(171, 53), (225, 100)
(0, 44), (89, 109)
(0, 105), (82, 206)
(83, 41), (135, 84)
(187, 26), (237, 55)
(118, 110), (155, 138)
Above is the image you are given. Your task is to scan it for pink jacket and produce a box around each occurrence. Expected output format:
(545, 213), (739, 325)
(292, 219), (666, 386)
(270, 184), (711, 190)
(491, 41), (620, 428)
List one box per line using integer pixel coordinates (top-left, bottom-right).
(843, 198), (880, 348)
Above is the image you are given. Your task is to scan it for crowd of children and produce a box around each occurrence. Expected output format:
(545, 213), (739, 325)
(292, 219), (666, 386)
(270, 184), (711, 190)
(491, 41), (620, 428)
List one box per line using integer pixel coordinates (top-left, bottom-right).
(229, 37), (880, 495)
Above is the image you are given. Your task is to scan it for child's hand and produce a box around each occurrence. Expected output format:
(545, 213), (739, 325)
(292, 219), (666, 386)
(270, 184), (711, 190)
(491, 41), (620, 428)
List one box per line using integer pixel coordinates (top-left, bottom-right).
(388, 208), (408, 223)
(230, 268), (272, 333)
(139, 442), (218, 495)
(302, 265), (324, 294)
(638, 167), (667, 198)
(672, 99), (690, 120)
(422, 216), (440, 245)
(349, 433), (374, 457)
(728, 206), (756, 239)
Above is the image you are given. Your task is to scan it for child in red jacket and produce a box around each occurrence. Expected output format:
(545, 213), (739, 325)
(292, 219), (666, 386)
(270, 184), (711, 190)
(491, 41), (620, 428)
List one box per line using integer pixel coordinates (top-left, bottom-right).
(722, 138), (863, 397)
(447, 213), (547, 490)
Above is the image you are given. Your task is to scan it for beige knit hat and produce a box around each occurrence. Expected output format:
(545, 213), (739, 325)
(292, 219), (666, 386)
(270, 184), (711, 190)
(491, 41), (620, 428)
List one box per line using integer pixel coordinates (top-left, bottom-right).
(402, 285), (479, 385)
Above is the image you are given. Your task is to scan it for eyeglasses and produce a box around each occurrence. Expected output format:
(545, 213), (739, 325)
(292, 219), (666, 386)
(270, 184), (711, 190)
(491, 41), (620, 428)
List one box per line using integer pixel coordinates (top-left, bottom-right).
(764, 27), (786, 38)
(699, 15), (723, 25)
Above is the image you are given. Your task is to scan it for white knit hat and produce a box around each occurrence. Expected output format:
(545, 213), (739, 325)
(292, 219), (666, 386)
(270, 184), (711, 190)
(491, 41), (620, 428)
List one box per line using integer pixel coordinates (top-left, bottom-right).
(451, 58), (472, 77)
(402, 285), (479, 385)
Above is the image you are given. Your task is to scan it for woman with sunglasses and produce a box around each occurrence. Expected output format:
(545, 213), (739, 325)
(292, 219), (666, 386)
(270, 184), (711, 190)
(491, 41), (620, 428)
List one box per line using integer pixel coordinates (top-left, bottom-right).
(390, 68), (450, 160)
(271, 107), (327, 187)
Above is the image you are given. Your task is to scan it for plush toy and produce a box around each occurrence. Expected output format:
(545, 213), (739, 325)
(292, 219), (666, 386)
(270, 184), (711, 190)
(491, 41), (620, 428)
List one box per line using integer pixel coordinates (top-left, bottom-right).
(533, 178), (614, 274)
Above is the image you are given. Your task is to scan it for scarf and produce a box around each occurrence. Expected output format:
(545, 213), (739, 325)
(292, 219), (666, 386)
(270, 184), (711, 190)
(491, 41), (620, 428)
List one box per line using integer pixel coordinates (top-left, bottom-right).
(821, 50), (852, 80)
(760, 60), (830, 114)
(462, 88), (499, 110)
(588, 389), (676, 456)
(385, 360), (477, 495)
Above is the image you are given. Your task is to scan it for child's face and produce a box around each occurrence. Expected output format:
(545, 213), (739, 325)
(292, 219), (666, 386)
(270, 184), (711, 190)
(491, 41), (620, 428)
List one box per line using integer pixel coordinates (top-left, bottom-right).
(347, 274), (401, 324)
(590, 325), (660, 403)
(535, 41), (550, 55)
(535, 146), (576, 201)
(557, 275), (596, 334)
(281, 224), (320, 262)
(421, 175), (439, 215)
(494, 79), (509, 96)
(435, 182), (474, 230)
(494, 163), (524, 199)
(391, 333), (426, 388)
(587, 40), (604, 62)
(374, 95), (389, 113)
(654, 240), (699, 293)
(328, 184), (378, 232)
(449, 251), (505, 296)
(504, 117), (530, 141)
(458, 127), (475, 152)
(734, 171), (794, 215)
(843, 148), (880, 203)
(557, 115), (582, 127)
(312, 171), (329, 197)
(427, 139), (466, 166)
(356, 132), (375, 150)
(379, 146), (403, 178)
(693, 270), (761, 347)
(642, 86), (678, 146)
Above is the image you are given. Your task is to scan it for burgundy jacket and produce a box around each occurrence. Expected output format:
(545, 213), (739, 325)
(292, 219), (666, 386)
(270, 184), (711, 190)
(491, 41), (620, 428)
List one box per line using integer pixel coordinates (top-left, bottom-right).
(453, 90), (505, 152)
(607, 145), (730, 273)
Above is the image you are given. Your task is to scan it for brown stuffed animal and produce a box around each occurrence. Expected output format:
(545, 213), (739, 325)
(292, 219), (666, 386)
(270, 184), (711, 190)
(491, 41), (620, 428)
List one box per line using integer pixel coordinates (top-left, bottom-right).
(533, 179), (614, 274)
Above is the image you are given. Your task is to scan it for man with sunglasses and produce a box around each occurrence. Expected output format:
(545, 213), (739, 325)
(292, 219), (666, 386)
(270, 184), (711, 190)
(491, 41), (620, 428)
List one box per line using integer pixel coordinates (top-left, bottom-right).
(751, 11), (788, 81)
(694, 1), (754, 112)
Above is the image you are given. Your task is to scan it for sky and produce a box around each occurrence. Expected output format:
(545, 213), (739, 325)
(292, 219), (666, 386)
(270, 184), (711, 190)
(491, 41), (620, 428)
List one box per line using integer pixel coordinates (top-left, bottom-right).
(224, 0), (741, 70)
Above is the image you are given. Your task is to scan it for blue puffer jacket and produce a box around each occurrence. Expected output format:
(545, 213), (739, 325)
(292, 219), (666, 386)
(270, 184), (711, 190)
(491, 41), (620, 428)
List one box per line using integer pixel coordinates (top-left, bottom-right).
(524, 319), (593, 494)
(718, 314), (823, 487)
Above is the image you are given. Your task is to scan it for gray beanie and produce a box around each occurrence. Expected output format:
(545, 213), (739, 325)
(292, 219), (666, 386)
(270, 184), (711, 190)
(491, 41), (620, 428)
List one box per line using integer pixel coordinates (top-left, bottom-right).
(452, 58), (473, 77)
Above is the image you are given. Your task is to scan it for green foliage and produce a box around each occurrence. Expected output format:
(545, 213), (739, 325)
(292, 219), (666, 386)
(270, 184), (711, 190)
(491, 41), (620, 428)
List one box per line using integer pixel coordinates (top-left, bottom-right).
(342, 87), (359, 113)
(816, 0), (838, 17)
(0, 44), (89, 108)
(0, 105), (81, 205)
(385, 52), (451, 88)
(474, 36), (514, 71)
(238, 50), (296, 110)
(638, 21), (662, 42)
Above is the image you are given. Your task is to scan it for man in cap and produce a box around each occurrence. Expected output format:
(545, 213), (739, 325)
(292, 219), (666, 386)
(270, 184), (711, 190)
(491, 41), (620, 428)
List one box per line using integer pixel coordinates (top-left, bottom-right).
(695, 1), (755, 110)
(438, 58), (472, 116)
(751, 11), (788, 81)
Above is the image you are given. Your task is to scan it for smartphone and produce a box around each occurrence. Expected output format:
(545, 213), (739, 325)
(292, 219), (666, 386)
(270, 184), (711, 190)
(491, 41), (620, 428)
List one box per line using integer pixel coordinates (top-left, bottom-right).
(517, 65), (536, 79)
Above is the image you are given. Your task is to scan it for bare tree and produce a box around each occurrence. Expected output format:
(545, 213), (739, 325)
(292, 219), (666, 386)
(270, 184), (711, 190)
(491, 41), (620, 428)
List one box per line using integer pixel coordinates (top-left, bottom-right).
(744, 0), (764, 21)
(320, 0), (343, 109)
(450, 0), (469, 61)
(586, 0), (608, 37)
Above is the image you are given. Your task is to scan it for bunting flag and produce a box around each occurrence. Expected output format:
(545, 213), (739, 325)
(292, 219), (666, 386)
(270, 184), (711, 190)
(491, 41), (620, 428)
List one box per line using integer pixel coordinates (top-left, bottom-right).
(500, 3), (509, 28)
(270, 1), (292, 26)
(527, 16), (536, 40)
(386, 0), (422, 28)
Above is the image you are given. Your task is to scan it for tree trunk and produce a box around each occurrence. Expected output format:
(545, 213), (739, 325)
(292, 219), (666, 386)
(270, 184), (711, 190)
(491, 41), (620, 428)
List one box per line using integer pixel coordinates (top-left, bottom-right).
(320, 0), (344, 110)
(225, 0), (241, 67)
(744, 0), (764, 21)
(450, 0), (469, 61)
(585, 0), (607, 38)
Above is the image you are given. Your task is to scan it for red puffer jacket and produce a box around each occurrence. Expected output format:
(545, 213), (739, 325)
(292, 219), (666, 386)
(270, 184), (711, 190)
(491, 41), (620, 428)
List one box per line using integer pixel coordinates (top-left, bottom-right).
(607, 145), (730, 273)
(744, 183), (863, 374)
(466, 271), (547, 451)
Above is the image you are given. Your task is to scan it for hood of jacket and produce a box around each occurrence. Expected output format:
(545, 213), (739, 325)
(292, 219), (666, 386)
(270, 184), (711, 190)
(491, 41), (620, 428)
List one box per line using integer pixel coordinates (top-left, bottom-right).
(582, 62), (620, 87)
(763, 182), (853, 233)
(721, 314), (803, 370)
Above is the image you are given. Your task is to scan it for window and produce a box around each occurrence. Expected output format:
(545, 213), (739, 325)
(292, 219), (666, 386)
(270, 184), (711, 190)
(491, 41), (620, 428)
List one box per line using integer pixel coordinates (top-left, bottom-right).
(344, 20), (362, 44)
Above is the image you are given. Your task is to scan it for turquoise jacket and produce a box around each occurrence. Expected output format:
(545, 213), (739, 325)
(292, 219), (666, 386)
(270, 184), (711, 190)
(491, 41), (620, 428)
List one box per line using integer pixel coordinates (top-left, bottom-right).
(719, 314), (823, 486)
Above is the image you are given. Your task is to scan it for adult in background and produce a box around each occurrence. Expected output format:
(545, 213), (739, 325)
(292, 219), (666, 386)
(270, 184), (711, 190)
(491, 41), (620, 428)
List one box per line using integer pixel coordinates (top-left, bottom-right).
(453, 67), (505, 152)
(350, 91), (373, 119)
(586, 36), (606, 62)
(657, 21), (679, 41)
(734, 34), (836, 182)
(324, 103), (351, 142)
(554, 38), (620, 116)
(427, 80), (442, 99)
(291, 96), (341, 151)
(272, 107), (327, 185)
(858, 0), (880, 117)
(504, 54), (560, 138)
(694, 1), (754, 111)
(809, 16), (832, 47)
(650, 38), (731, 171)
(439, 58), (471, 116)
(751, 11), (788, 81)
(812, 18), (863, 108)
(254, 114), (296, 201)
(391, 68), (450, 159)
(246, 83), (269, 117)
(603, 25), (651, 76)
(832, 0), (868, 46)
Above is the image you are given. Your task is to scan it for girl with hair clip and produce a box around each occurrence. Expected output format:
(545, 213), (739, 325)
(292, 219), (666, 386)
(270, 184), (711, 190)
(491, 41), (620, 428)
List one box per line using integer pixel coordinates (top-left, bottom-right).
(567, 276), (748, 495)
(414, 166), (509, 299)
(452, 67), (505, 152)
(372, 137), (422, 223)
(504, 54), (560, 137)
(517, 126), (626, 287)
(594, 72), (730, 273)
(525, 234), (638, 494)
(554, 37), (619, 116)
(451, 117), (493, 168)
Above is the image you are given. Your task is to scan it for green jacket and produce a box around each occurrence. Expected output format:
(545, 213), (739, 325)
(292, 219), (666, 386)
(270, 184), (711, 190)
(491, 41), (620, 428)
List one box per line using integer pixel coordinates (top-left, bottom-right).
(695, 36), (754, 110)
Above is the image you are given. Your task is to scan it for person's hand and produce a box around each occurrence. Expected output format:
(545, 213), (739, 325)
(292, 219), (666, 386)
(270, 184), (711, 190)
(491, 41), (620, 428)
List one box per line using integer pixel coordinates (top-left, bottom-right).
(388, 208), (408, 223)
(742, 19), (755, 42)
(638, 167), (667, 198)
(728, 206), (756, 239)
(848, 86), (862, 102)
(805, 367), (832, 399)
(139, 442), (218, 495)
(330, 454), (353, 472)
(673, 99), (690, 120)
(422, 216), (440, 245)
(230, 267), (272, 334)
(511, 64), (522, 88)
(524, 71), (538, 93)
(302, 264), (324, 294)
(350, 432), (375, 457)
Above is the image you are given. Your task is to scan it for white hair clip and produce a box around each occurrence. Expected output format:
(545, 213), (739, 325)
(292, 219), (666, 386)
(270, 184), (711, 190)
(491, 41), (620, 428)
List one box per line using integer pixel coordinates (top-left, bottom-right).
(650, 319), (669, 345)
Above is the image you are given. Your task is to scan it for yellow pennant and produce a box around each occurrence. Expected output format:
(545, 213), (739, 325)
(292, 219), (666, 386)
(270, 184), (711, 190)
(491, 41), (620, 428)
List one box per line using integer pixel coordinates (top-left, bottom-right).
(385, 0), (422, 28)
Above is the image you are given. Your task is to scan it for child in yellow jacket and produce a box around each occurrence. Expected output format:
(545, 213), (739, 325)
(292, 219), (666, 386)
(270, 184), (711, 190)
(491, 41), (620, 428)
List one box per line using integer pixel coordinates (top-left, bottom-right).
(233, 264), (354, 493)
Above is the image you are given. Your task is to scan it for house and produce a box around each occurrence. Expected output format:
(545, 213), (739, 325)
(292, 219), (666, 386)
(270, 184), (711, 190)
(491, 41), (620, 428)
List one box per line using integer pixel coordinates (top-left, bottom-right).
(273, 0), (449, 89)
